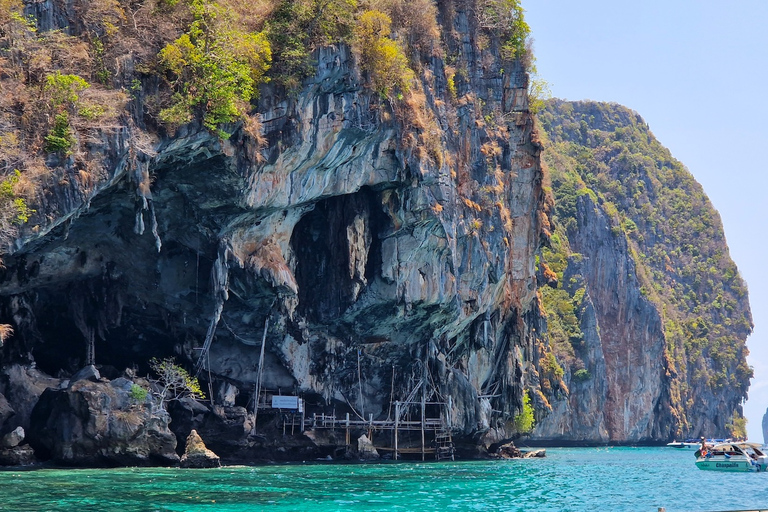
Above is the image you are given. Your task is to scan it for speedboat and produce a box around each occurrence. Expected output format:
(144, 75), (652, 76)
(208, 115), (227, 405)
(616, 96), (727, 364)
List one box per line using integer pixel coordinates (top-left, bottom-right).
(695, 442), (768, 472)
(667, 439), (701, 449)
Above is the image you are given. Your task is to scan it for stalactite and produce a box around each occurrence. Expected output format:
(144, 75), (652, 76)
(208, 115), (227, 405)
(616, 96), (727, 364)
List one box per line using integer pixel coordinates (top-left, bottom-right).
(195, 242), (231, 375)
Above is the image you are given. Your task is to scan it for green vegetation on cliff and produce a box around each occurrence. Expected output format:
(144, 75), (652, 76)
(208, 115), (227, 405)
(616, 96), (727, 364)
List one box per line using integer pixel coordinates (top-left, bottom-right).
(538, 99), (752, 435)
(0, 0), (533, 237)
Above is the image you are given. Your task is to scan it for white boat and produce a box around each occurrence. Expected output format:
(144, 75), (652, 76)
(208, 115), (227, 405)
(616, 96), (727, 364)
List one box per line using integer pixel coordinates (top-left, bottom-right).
(666, 440), (700, 449)
(695, 442), (768, 472)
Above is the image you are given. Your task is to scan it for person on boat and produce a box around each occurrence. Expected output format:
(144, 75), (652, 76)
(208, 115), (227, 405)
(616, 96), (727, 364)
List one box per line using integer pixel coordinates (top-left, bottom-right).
(699, 437), (708, 457)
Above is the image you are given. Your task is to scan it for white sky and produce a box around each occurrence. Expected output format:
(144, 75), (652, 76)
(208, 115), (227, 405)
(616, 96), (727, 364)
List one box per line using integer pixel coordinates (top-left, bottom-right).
(525, 0), (768, 442)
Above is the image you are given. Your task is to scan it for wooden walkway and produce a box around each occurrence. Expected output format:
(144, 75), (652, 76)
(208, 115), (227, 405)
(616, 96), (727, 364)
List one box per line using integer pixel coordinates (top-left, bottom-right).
(303, 398), (455, 461)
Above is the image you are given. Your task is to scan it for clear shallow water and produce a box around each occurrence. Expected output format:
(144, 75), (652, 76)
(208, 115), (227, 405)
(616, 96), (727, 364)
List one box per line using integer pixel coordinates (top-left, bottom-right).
(2, 447), (767, 512)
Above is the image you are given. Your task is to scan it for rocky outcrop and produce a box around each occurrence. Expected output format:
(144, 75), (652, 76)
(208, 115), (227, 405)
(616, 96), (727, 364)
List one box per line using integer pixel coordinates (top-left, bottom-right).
(0, 0), (547, 460)
(27, 377), (178, 466)
(0, 444), (36, 466)
(531, 100), (752, 444)
(179, 429), (221, 468)
(0, 365), (60, 433)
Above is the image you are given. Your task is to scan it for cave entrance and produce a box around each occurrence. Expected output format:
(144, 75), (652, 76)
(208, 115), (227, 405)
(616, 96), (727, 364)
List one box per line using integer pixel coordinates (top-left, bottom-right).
(291, 187), (388, 324)
(29, 281), (181, 378)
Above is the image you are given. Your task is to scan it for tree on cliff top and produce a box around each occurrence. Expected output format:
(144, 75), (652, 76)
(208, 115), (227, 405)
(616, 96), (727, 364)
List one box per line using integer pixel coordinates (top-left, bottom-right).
(157, 0), (272, 136)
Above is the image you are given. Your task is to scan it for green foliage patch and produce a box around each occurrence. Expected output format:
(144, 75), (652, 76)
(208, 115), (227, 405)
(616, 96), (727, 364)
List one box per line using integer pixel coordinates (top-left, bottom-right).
(266, 0), (356, 90)
(0, 170), (32, 224)
(353, 10), (414, 98)
(513, 391), (535, 434)
(158, 0), (272, 136)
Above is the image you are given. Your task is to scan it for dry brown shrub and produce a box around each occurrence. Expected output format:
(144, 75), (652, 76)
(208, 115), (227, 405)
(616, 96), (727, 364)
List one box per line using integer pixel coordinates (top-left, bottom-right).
(120, 0), (188, 62)
(73, 87), (129, 127)
(43, 32), (92, 76)
(393, 83), (444, 168)
(371, 0), (441, 57)
(241, 114), (267, 163)
(77, 0), (126, 36)
(219, 0), (279, 32)
(0, 323), (12, 343)
(111, 409), (144, 431)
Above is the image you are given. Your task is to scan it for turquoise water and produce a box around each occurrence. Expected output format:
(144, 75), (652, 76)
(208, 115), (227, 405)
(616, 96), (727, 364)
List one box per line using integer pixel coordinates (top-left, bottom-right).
(2, 447), (767, 511)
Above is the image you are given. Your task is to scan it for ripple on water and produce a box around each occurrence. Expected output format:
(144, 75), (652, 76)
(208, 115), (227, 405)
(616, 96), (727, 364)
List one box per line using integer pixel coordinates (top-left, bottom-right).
(3, 448), (768, 511)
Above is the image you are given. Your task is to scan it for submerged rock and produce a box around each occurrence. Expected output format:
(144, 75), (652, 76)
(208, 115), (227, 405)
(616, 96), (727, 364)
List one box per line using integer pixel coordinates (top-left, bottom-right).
(179, 429), (221, 468)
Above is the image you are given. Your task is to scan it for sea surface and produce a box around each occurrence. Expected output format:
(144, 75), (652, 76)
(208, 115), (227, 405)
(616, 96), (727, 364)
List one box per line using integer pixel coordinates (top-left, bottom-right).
(2, 447), (768, 512)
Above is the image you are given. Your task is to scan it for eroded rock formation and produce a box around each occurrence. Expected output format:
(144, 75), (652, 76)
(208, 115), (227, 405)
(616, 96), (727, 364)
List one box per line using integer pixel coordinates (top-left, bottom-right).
(0, 1), (547, 461)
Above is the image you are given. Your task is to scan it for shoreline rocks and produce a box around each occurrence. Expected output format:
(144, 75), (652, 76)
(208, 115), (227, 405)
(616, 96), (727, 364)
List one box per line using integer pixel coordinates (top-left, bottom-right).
(180, 430), (221, 468)
(27, 372), (178, 467)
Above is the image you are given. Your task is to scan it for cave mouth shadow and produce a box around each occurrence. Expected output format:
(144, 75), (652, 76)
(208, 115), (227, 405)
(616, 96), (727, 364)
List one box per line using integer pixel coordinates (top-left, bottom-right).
(291, 187), (389, 324)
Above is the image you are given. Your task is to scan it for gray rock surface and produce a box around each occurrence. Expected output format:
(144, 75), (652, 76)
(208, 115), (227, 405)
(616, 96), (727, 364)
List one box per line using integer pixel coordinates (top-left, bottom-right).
(1, 426), (24, 448)
(69, 366), (101, 386)
(0, 445), (36, 466)
(356, 434), (379, 460)
(27, 378), (178, 466)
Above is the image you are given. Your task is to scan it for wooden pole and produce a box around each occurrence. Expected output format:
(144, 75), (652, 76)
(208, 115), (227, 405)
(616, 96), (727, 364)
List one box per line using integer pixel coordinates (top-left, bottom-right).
(357, 349), (365, 417)
(421, 378), (426, 461)
(447, 395), (452, 430)
(252, 315), (269, 430)
(345, 412), (350, 447)
(394, 401), (400, 461)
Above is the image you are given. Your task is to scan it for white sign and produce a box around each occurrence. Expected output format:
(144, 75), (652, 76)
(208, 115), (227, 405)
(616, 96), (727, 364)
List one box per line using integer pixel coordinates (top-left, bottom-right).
(272, 396), (300, 410)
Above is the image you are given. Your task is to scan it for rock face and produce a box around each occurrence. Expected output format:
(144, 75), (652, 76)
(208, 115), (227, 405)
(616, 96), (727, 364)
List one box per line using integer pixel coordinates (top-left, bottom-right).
(0, 2), (749, 461)
(180, 429), (221, 469)
(530, 101), (752, 444)
(0, 0), (547, 458)
(763, 408), (768, 446)
(27, 378), (178, 466)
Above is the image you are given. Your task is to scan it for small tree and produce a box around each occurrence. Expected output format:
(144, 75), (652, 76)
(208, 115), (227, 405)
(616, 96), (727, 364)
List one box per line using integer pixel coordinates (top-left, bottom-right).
(148, 357), (205, 411)
(158, 0), (271, 136)
(353, 10), (413, 98)
(513, 390), (535, 435)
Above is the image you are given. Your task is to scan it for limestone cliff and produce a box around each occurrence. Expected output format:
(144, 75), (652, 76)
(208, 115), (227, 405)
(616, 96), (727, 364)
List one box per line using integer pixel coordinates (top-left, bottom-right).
(0, 0), (546, 460)
(530, 100), (752, 444)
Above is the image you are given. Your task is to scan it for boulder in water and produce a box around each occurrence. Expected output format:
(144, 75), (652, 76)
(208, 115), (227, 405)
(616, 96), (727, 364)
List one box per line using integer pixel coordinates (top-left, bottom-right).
(356, 434), (379, 460)
(179, 429), (221, 468)
(494, 441), (522, 459)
